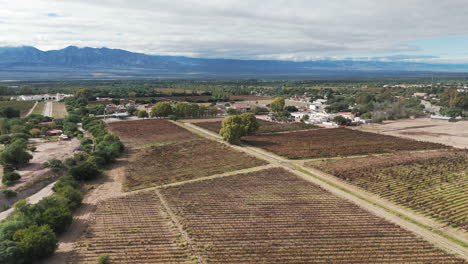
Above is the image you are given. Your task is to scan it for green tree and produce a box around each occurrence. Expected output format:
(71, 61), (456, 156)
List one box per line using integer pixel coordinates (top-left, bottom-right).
(284, 105), (298, 112)
(333, 116), (352, 126)
(151, 102), (173, 117)
(270, 97), (285, 112)
(219, 114), (259, 144)
(70, 161), (100, 181)
(0, 140), (33, 169)
(137, 110), (149, 118)
(239, 113), (259, 135)
(0, 240), (23, 264)
(13, 225), (57, 261)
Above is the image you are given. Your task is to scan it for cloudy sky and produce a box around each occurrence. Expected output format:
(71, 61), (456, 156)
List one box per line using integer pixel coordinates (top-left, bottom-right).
(2, 0), (468, 62)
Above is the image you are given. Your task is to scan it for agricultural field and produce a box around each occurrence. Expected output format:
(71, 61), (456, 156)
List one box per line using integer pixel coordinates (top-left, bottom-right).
(306, 150), (468, 230)
(243, 128), (448, 159)
(71, 191), (196, 264)
(31, 102), (45, 115)
(0, 100), (36, 116)
(52, 102), (68, 118)
(107, 119), (198, 147)
(124, 139), (266, 190)
(161, 168), (465, 263)
(195, 119), (319, 134)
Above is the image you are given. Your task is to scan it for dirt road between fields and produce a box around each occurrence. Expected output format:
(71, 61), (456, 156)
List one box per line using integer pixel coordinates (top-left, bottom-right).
(43, 101), (53, 117)
(179, 121), (468, 260)
(25, 101), (38, 117)
(45, 153), (128, 264)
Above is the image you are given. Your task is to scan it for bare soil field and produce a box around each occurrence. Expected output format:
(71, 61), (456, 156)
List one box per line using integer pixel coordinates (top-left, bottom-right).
(124, 139), (266, 190)
(244, 128), (448, 159)
(306, 150), (468, 230)
(107, 119), (198, 147)
(357, 118), (468, 148)
(70, 191), (195, 264)
(161, 167), (465, 263)
(194, 119), (319, 135)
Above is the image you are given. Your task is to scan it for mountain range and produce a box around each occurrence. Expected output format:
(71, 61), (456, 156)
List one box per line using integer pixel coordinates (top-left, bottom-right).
(1, 46), (468, 80)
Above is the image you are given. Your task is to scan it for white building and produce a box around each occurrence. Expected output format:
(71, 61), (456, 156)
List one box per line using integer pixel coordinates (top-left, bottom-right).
(16, 93), (73, 102)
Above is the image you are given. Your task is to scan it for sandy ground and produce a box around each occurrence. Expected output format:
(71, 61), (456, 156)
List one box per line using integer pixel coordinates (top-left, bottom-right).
(13, 138), (80, 191)
(356, 118), (468, 148)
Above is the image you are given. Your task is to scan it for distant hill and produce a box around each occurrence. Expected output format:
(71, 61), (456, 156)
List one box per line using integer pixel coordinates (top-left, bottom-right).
(1, 46), (468, 80)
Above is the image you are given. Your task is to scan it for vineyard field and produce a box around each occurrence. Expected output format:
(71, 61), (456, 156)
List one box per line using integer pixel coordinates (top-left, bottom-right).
(161, 168), (465, 263)
(71, 191), (196, 264)
(243, 128), (447, 159)
(108, 119), (198, 147)
(0, 100), (36, 116)
(307, 150), (468, 230)
(124, 139), (266, 190)
(195, 119), (319, 134)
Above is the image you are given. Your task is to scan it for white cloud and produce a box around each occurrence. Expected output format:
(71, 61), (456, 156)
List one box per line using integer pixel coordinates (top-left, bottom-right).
(1, 0), (468, 61)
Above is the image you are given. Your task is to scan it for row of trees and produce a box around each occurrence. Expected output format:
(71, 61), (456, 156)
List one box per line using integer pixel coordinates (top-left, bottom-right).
(0, 90), (125, 263)
(150, 102), (218, 118)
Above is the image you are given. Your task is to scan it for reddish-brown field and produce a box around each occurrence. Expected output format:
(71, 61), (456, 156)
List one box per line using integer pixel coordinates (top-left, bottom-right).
(161, 168), (465, 263)
(124, 139), (266, 190)
(195, 119), (319, 134)
(307, 150), (468, 230)
(107, 119), (198, 147)
(243, 128), (448, 159)
(71, 191), (195, 264)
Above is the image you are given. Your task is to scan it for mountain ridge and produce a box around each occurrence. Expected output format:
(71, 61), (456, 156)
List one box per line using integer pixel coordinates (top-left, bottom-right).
(1, 46), (468, 80)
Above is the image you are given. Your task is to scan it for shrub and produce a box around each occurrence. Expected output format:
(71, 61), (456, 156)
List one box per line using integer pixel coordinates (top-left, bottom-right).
(44, 159), (64, 172)
(2, 171), (21, 186)
(97, 254), (110, 264)
(0, 140), (33, 168)
(13, 225), (57, 261)
(29, 128), (41, 138)
(70, 161), (100, 181)
(0, 240), (23, 264)
(2, 190), (17, 198)
(0, 135), (11, 144)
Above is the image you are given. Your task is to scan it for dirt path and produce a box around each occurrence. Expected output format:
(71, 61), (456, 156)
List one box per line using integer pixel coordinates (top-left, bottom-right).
(45, 155), (128, 264)
(25, 101), (38, 117)
(0, 181), (56, 222)
(155, 189), (207, 264)
(43, 101), (53, 117)
(177, 121), (468, 260)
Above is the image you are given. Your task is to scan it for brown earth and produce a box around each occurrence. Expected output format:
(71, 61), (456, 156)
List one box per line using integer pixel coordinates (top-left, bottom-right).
(243, 127), (448, 159)
(124, 139), (267, 191)
(107, 119), (198, 147)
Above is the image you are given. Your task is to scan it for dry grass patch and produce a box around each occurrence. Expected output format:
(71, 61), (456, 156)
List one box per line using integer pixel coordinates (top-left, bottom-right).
(108, 119), (198, 147)
(52, 102), (68, 118)
(124, 139), (266, 190)
(160, 168), (465, 263)
(243, 128), (448, 159)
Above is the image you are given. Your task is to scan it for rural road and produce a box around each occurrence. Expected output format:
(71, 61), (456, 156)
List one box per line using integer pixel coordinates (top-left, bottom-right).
(25, 101), (38, 117)
(0, 181), (56, 222)
(43, 101), (53, 117)
(178, 121), (468, 260)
